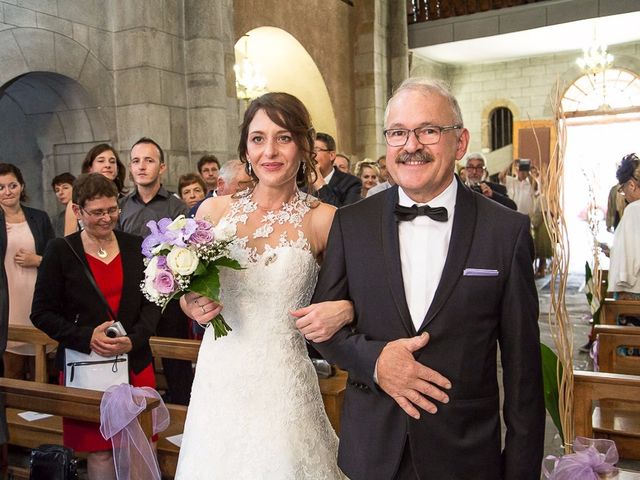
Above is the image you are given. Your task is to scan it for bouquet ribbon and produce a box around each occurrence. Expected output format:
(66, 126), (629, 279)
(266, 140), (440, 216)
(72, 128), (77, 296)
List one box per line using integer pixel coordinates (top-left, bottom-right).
(100, 384), (170, 480)
(542, 437), (618, 480)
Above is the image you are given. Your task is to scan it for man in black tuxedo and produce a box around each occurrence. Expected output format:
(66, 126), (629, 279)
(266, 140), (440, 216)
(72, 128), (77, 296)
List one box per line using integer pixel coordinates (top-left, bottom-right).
(313, 132), (362, 206)
(465, 152), (517, 210)
(310, 79), (544, 479)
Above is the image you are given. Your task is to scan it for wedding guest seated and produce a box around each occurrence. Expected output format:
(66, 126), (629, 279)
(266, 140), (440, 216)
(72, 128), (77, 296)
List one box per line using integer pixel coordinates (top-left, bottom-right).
(50, 172), (75, 237)
(334, 153), (351, 174)
(354, 159), (380, 198)
(178, 173), (207, 212)
(31, 173), (161, 480)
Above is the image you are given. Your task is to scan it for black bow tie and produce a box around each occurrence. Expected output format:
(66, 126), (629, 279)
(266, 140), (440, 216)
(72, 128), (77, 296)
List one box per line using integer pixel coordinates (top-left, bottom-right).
(394, 204), (448, 222)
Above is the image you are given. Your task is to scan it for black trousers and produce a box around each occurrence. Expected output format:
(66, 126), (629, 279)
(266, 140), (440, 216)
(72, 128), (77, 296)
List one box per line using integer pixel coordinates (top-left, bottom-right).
(155, 300), (194, 405)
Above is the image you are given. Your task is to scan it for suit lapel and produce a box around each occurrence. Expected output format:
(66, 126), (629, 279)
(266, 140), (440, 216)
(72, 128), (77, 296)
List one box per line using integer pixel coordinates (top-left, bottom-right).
(381, 187), (416, 336)
(418, 180), (477, 332)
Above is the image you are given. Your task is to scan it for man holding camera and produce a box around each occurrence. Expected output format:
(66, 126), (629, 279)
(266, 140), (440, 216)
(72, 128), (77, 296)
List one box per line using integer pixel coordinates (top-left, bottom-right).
(465, 153), (516, 210)
(501, 158), (537, 216)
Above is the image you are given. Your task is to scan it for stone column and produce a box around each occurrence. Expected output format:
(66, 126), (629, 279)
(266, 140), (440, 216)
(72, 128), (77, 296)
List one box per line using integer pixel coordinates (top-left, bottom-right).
(184, 0), (239, 167)
(111, 0), (189, 190)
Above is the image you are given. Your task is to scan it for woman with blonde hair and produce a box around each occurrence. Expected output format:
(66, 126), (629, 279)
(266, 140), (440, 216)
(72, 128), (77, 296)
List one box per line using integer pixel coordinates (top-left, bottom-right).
(354, 159), (380, 198)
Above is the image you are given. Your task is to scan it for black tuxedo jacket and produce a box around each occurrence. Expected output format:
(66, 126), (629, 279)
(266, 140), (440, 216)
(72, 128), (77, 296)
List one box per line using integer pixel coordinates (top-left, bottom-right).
(312, 179), (545, 480)
(31, 231), (160, 373)
(316, 167), (362, 207)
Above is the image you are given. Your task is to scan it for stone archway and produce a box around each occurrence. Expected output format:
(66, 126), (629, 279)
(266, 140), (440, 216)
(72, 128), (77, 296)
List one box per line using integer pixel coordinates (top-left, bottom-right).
(0, 28), (114, 212)
(235, 27), (338, 142)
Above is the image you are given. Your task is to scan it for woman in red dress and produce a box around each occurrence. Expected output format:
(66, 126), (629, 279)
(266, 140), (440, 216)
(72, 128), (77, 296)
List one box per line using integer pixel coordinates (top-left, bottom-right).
(32, 173), (160, 480)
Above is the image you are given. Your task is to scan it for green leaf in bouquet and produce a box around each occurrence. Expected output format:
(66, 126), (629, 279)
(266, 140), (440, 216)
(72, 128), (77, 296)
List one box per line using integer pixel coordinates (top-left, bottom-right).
(193, 260), (208, 276)
(540, 342), (564, 443)
(189, 265), (220, 301)
(214, 257), (243, 270)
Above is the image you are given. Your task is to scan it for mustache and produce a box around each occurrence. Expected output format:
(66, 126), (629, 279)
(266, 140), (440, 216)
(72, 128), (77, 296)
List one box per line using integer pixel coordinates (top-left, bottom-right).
(395, 150), (434, 164)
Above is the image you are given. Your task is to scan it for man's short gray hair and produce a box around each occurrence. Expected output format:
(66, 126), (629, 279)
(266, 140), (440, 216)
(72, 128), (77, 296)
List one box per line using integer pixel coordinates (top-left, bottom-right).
(385, 77), (463, 127)
(466, 152), (486, 166)
(218, 159), (244, 183)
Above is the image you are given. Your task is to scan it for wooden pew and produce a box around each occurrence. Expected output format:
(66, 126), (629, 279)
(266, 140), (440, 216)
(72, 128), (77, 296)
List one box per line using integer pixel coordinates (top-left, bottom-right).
(601, 298), (640, 325)
(7, 325), (57, 383)
(573, 325), (640, 459)
(0, 378), (160, 478)
(148, 336), (347, 478)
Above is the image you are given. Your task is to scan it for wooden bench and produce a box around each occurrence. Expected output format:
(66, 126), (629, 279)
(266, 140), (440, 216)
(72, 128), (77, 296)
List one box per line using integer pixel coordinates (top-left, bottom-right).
(148, 336), (347, 478)
(0, 378), (160, 478)
(573, 325), (640, 459)
(601, 298), (640, 325)
(7, 325), (57, 383)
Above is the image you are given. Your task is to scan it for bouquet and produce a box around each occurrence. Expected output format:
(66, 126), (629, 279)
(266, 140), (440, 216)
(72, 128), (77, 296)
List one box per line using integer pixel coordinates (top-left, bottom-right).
(140, 215), (241, 339)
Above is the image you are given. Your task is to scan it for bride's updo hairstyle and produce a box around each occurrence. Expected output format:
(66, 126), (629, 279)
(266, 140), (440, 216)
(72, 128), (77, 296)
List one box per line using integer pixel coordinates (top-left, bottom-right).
(238, 92), (318, 192)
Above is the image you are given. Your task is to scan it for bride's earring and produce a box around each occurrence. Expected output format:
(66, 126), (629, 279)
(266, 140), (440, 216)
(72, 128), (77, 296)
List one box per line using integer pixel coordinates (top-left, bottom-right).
(302, 161), (306, 174)
(247, 161), (253, 176)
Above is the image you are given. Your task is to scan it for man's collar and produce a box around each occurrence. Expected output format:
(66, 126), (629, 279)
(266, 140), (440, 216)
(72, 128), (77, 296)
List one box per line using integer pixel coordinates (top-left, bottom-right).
(132, 184), (169, 201)
(323, 167), (336, 184)
(398, 176), (457, 210)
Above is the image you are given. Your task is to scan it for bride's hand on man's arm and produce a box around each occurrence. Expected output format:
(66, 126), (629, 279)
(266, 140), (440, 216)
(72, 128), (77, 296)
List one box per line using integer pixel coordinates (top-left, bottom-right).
(291, 300), (354, 342)
(180, 292), (223, 325)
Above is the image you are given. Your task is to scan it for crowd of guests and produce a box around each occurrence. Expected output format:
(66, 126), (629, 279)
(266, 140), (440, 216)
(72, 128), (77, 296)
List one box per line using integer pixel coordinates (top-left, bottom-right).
(1, 116), (638, 477)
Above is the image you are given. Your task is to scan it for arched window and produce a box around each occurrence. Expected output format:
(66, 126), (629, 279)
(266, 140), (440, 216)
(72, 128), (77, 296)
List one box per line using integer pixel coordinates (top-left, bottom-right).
(562, 68), (640, 114)
(490, 107), (513, 150)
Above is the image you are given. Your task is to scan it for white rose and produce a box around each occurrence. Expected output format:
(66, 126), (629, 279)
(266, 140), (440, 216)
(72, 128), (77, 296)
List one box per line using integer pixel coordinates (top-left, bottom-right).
(145, 256), (159, 279)
(167, 215), (187, 231)
(166, 247), (199, 276)
(144, 274), (160, 300)
(212, 218), (236, 242)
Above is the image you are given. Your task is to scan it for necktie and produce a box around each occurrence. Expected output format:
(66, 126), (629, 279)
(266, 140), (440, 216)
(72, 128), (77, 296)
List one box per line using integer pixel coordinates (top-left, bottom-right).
(394, 204), (448, 222)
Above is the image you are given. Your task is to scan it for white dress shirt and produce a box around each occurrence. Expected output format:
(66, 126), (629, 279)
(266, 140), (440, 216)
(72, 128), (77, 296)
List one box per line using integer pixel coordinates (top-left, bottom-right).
(323, 168), (335, 185)
(504, 176), (534, 216)
(398, 178), (457, 331)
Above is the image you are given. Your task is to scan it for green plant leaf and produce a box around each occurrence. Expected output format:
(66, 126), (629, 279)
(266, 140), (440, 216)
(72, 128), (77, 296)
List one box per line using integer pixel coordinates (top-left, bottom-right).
(215, 257), (243, 270)
(541, 342), (564, 443)
(189, 265), (220, 301)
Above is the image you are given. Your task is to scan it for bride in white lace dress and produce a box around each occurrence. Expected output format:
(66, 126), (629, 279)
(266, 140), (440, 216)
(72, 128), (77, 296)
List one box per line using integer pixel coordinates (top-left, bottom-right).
(176, 93), (351, 479)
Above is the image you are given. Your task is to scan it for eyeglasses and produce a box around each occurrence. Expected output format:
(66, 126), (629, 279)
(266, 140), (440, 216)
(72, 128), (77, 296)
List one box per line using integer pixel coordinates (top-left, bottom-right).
(466, 165), (486, 171)
(81, 206), (121, 218)
(383, 125), (462, 147)
(618, 176), (640, 195)
(313, 148), (332, 153)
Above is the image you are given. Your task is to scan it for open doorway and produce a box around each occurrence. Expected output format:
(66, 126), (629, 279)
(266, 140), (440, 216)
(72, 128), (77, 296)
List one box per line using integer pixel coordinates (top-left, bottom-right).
(564, 114), (640, 272)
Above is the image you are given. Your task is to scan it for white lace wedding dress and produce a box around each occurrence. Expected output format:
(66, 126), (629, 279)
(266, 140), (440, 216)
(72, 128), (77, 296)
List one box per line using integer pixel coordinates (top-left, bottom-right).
(175, 191), (344, 479)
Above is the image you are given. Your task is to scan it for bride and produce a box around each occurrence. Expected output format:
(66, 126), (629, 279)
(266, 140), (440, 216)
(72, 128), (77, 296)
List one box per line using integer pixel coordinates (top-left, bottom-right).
(175, 92), (351, 479)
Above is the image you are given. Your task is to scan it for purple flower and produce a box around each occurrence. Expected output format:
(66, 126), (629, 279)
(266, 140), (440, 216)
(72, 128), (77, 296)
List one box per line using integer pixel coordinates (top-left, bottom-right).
(153, 269), (176, 295)
(190, 219), (215, 244)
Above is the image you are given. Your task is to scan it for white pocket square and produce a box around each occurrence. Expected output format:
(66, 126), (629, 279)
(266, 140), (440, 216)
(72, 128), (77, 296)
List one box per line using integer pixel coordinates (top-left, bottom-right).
(463, 268), (499, 277)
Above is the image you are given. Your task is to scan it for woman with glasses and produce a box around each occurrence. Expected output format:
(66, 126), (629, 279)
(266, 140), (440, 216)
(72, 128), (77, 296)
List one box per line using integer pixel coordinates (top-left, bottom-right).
(64, 143), (127, 235)
(0, 163), (55, 382)
(354, 159), (380, 198)
(608, 153), (640, 302)
(32, 173), (160, 480)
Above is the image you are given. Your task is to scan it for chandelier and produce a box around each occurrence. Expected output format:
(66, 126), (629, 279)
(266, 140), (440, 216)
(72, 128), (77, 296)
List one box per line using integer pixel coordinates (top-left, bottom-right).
(576, 43), (614, 75)
(233, 35), (267, 100)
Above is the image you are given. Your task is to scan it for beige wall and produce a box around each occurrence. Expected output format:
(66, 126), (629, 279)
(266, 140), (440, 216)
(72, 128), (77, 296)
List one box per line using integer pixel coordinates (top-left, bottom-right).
(235, 0), (356, 153)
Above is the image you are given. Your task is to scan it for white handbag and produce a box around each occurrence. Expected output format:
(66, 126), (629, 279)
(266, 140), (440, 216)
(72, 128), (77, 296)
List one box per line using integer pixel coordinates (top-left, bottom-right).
(64, 349), (129, 392)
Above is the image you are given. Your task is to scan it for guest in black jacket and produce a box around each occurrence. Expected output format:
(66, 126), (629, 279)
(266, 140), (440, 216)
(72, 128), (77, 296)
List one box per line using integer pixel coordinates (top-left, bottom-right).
(31, 173), (160, 480)
(312, 132), (362, 207)
(465, 152), (517, 210)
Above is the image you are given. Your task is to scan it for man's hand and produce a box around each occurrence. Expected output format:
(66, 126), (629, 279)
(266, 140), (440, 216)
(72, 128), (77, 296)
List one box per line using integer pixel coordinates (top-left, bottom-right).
(377, 333), (451, 419)
(291, 300), (354, 342)
(479, 182), (494, 198)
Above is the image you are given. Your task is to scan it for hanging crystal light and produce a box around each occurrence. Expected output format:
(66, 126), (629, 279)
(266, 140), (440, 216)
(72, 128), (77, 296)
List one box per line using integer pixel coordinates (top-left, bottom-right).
(233, 35), (268, 100)
(576, 43), (614, 75)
